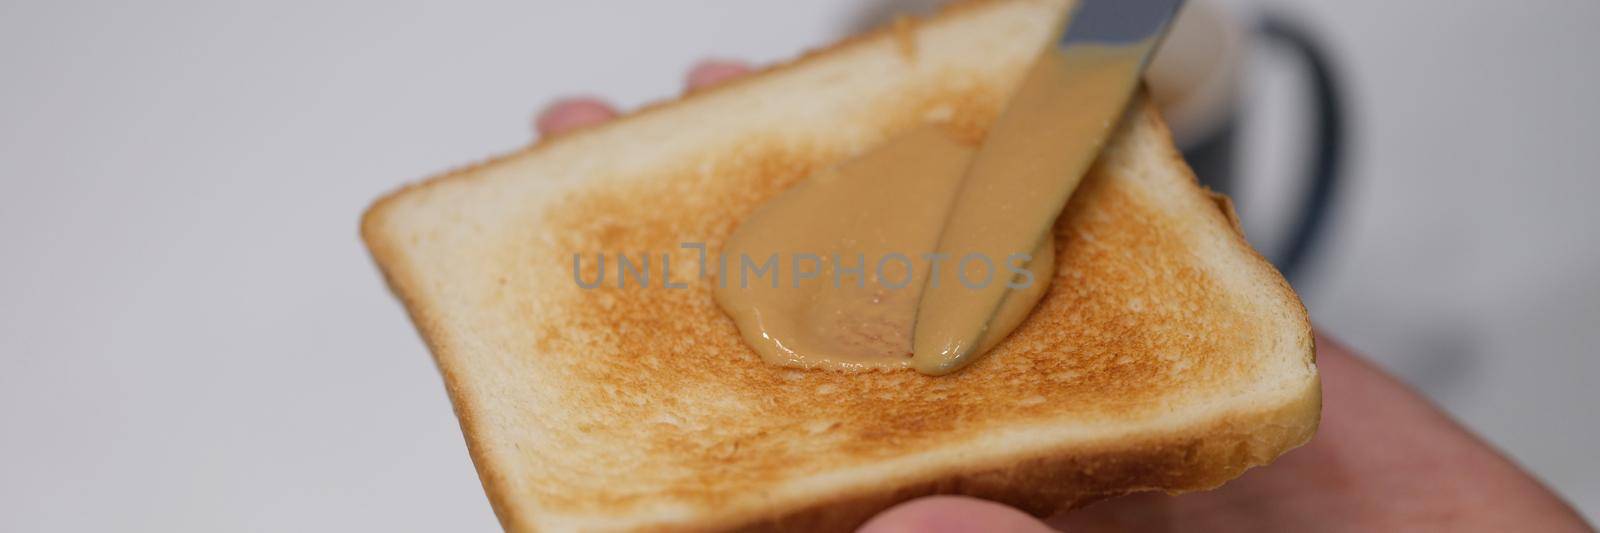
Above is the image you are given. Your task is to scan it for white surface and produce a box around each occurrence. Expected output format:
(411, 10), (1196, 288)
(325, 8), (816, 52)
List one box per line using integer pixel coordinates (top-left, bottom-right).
(1231, 0), (1600, 521)
(0, 0), (1595, 530)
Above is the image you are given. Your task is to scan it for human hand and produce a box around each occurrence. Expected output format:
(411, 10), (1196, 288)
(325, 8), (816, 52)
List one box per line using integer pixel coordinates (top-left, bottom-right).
(859, 333), (1592, 532)
(534, 59), (752, 137)
(535, 61), (1592, 533)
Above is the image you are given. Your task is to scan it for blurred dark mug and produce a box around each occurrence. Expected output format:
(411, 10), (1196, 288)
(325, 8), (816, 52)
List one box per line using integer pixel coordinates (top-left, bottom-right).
(847, 0), (1345, 281)
(1146, 1), (1345, 281)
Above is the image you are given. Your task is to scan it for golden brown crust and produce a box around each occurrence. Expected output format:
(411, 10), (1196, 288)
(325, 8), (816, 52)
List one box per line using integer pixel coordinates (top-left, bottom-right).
(360, 1), (1318, 530)
(361, 208), (525, 531)
(359, 0), (1014, 227)
(718, 380), (1319, 532)
(486, 99), (1317, 531)
(353, 6), (989, 525)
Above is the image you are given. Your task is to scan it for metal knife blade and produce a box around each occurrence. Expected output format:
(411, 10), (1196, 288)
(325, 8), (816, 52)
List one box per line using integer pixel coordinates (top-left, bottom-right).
(910, 0), (1186, 375)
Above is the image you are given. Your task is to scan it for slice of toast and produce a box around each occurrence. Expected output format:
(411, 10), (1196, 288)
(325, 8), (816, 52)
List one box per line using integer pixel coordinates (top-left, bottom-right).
(361, 0), (1320, 530)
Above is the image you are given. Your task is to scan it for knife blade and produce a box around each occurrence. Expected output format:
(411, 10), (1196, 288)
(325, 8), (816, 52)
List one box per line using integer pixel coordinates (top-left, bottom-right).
(910, 0), (1186, 375)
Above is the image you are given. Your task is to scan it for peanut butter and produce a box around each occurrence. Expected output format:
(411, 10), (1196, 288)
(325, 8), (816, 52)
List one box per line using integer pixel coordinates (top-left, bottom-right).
(714, 43), (1147, 375)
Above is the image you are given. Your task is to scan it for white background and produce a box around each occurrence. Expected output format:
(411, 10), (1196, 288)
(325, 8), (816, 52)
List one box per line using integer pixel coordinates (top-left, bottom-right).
(2, 0), (1596, 530)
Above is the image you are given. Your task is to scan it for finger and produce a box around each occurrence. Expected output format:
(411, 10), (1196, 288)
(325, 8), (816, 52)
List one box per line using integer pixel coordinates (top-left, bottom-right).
(686, 59), (753, 92)
(535, 96), (620, 137)
(858, 496), (1058, 533)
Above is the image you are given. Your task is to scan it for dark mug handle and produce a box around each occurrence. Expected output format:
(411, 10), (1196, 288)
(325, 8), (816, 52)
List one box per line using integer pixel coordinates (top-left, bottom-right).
(1257, 14), (1346, 282)
(1181, 15), (1346, 283)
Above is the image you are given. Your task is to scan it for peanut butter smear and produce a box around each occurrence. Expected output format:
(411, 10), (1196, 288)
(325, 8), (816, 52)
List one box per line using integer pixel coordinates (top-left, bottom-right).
(714, 44), (1146, 375)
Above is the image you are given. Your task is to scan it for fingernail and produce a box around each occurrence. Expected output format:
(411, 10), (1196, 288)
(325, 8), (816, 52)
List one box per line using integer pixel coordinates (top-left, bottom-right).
(686, 59), (754, 92)
(857, 496), (1059, 533)
(535, 96), (619, 137)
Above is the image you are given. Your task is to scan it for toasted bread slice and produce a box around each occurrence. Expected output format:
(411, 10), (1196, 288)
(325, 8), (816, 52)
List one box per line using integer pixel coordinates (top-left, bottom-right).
(361, 0), (1319, 530)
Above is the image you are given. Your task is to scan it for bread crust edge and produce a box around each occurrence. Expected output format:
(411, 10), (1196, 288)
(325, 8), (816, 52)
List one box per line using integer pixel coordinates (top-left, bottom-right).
(357, 0), (1321, 529)
(714, 377), (1320, 532)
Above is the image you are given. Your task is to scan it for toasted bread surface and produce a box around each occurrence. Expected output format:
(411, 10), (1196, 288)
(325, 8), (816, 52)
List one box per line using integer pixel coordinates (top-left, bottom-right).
(362, 0), (1319, 531)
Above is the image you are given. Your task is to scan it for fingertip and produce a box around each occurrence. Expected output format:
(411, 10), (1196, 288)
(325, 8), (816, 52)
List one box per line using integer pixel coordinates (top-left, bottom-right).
(686, 59), (754, 92)
(857, 496), (1058, 533)
(535, 96), (619, 137)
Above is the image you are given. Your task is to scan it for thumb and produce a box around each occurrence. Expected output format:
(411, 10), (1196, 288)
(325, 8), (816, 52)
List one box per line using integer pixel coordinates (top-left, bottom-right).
(858, 496), (1059, 533)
